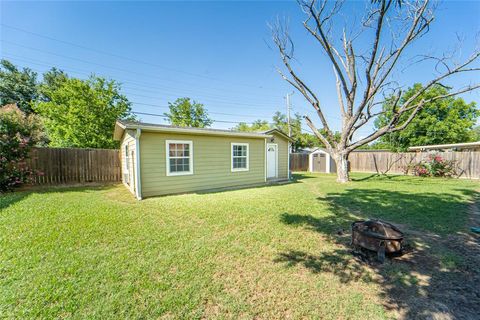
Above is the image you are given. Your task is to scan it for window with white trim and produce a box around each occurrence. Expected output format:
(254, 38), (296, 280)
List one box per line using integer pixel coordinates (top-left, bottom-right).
(166, 140), (193, 176)
(231, 143), (249, 171)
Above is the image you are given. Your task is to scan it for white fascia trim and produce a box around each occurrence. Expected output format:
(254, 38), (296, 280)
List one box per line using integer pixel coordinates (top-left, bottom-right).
(165, 140), (194, 176)
(231, 142), (249, 172)
(124, 124), (273, 139)
(134, 128), (142, 200)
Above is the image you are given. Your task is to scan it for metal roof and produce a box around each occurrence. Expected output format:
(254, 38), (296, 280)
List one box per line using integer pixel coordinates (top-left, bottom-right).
(113, 120), (291, 141)
(408, 141), (480, 151)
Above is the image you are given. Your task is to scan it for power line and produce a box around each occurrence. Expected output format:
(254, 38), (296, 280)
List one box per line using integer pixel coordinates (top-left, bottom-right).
(301, 127), (316, 134)
(4, 53), (289, 122)
(4, 54), (286, 121)
(130, 101), (269, 118)
(122, 90), (280, 108)
(2, 51), (349, 128)
(1, 23), (279, 91)
(4, 27), (409, 135)
(132, 111), (272, 125)
(293, 103), (344, 122)
(1, 52), (283, 108)
(2, 54), (284, 112)
(2, 47), (359, 133)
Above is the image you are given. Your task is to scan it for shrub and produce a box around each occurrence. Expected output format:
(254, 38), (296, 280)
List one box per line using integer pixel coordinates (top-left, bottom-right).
(412, 162), (430, 177)
(411, 154), (457, 178)
(0, 104), (44, 192)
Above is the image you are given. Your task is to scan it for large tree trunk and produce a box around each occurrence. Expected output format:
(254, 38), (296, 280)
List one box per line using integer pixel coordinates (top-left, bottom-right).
(273, 0), (480, 185)
(334, 152), (350, 183)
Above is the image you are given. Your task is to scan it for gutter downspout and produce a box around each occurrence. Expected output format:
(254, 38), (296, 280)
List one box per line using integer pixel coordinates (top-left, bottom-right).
(135, 128), (142, 200)
(287, 142), (291, 180)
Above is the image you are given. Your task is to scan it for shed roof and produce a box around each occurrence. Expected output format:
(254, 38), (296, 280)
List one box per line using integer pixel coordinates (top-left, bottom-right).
(262, 128), (295, 142)
(113, 120), (293, 141)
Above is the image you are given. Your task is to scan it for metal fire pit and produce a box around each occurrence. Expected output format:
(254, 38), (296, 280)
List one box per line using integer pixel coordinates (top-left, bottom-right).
(351, 219), (404, 263)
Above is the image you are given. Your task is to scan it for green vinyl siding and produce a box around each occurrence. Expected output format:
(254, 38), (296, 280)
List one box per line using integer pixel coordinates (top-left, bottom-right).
(140, 132), (266, 197)
(270, 132), (289, 179)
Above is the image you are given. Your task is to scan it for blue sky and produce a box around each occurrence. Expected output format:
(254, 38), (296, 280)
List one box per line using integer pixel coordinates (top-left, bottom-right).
(1, 0), (479, 137)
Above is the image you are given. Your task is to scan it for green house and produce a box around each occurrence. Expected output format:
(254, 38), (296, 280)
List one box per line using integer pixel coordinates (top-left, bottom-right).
(114, 121), (293, 199)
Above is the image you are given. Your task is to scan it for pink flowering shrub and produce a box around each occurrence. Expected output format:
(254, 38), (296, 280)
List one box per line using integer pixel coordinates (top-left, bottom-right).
(412, 162), (430, 177)
(0, 105), (43, 192)
(412, 154), (457, 178)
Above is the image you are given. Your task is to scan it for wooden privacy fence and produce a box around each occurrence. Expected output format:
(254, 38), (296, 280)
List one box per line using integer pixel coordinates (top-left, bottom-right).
(26, 147), (121, 185)
(349, 151), (480, 179)
(290, 153), (309, 171)
(290, 150), (479, 179)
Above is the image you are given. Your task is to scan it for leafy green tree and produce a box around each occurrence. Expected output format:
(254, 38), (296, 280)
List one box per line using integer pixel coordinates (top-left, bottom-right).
(271, 112), (341, 151)
(233, 111), (330, 151)
(163, 98), (212, 128)
(296, 132), (319, 150)
(374, 84), (479, 151)
(473, 126), (480, 140)
(272, 112), (304, 151)
(232, 119), (270, 132)
(40, 68), (68, 98)
(272, 111), (301, 135)
(0, 60), (38, 114)
(34, 74), (133, 149)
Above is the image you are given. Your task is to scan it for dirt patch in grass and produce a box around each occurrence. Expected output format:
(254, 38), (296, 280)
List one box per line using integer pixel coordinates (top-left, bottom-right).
(379, 225), (480, 320)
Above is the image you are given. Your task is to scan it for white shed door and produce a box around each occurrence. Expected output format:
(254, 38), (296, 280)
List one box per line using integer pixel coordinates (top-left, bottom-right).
(266, 144), (278, 178)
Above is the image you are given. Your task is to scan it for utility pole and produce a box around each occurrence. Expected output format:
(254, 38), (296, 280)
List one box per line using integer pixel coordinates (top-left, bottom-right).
(285, 92), (294, 181)
(285, 92), (294, 138)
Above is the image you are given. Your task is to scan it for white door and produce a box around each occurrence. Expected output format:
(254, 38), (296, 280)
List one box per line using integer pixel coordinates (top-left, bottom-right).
(266, 144), (278, 179)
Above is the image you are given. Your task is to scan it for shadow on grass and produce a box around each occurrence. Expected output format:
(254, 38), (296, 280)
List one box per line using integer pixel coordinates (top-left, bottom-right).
(350, 173), (406, 182)
(321, 188), (478, 235)
(275, 249), (374, 284)
(291, 173), (317, 181)
(0, 192), (31, 210)
(276, 187), (480, 319)
(162, 176), (305, 198)
(0, 184), (118, 210)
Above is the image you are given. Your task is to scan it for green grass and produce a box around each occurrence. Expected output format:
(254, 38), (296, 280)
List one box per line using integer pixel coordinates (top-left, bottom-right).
(0, 173), (477, 319)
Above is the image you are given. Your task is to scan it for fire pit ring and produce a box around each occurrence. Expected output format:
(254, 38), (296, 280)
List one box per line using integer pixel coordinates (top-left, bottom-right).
(351, 219), (404, 263)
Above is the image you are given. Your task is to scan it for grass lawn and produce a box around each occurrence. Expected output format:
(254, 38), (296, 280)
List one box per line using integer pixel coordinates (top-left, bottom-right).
(1, 173), (479, 319)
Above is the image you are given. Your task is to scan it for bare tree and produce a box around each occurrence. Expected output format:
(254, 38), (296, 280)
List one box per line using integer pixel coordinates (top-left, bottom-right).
(272, 0), (479, 182)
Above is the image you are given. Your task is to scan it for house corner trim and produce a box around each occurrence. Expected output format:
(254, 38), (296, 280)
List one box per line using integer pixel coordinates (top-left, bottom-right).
(135, 128), (142, 200)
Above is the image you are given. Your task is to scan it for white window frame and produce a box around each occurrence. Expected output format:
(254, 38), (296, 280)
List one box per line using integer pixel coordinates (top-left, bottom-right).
(166, 140), (193, 176)
(231, 143), (249, 172)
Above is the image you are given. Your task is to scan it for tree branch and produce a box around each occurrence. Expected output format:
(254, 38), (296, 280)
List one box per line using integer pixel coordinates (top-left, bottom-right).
(346, 83), (480, 152)
(304, 115), (333, 151)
